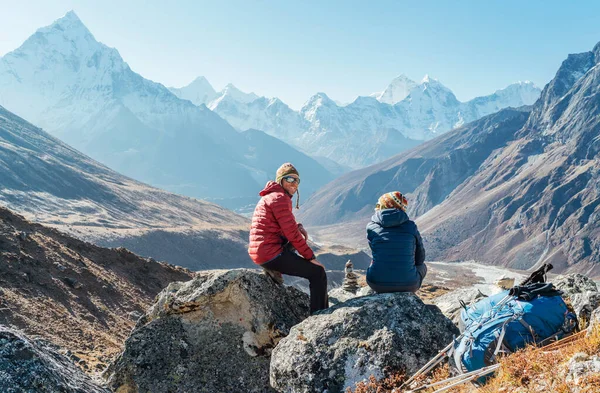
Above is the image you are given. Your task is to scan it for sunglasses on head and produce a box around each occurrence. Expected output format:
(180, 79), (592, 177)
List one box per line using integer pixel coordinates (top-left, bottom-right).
(283, 176), (300, 185)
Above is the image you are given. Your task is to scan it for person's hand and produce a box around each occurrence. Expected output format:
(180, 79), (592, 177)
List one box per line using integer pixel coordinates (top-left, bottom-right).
(298, 223), (308, 240)
(309, 258), (324, 269)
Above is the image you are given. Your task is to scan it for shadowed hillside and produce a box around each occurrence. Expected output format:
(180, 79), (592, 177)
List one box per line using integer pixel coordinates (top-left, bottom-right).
(0, 207), (194, 372)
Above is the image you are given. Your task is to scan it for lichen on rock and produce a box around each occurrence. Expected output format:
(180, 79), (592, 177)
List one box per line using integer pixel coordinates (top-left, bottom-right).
(554, 273), (600, 327)
(0, 325), (110, 393)
(105, 269), (309, 393)
(270, 292), (459, 393)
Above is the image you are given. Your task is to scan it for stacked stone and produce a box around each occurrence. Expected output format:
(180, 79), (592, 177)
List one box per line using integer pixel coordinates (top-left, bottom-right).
(342, 260), (360, 293)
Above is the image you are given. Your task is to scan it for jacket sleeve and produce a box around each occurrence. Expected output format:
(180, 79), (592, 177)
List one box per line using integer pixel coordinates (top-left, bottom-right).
(271, 194), (315, 260)
(415, 227), (425, 266)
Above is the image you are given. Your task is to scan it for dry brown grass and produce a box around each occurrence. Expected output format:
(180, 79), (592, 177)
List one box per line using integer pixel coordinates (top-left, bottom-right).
(346, 326), (600, 393)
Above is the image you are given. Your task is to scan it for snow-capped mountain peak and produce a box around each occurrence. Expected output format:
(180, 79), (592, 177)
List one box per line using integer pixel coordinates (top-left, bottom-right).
(465, 80), (541, 125)
(0, 11), (131, 131)
(300, 92), (338, 124)
(183, 76), (215, 93)
(494, 81), (540, 103)
(21, 10), (106, 59)
(206, 83), (259, 110)
(374, 74), (417, 104)
(351, 95), (380, 106)
(303, 92), (336, 108)
(209, 71), (541, 169)
(41, 10), (88, 35)
(267, 97), (285, 107)
(418, 75), (452, 93)
(168, 76), (217, 106)
(221, 83), (259, 103)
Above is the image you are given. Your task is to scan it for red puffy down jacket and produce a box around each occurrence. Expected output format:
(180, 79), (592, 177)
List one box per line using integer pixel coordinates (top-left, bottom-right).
(248, 181), (315, 264)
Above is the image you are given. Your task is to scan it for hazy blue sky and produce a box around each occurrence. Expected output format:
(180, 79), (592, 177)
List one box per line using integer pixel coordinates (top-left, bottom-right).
(1, 1), (600, 109)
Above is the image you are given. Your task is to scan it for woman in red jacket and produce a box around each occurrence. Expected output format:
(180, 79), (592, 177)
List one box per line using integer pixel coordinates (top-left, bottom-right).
(248, 163), (328, 314)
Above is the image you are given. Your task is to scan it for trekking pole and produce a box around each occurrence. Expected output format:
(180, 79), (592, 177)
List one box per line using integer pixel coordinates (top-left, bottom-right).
(430, 364), (501, 393)
(406, 364), (501, 392)
(400, 341), (454, 389)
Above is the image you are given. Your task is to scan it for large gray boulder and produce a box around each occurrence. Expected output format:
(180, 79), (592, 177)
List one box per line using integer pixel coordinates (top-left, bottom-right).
(328, 286), (374, 306)
(554, 274), (598, 296)
(0, 325), (109, 393)
(270, 293), (459, 393)
(106, 269), (310, 393)
(554, 274), (600, 326)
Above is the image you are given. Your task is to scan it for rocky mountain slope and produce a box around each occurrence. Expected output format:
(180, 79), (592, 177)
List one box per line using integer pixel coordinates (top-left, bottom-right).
(0, 104), (251, 270)
(0, 11), (333, 208)
(302, 41), (600, 277)
(196, 74), (539, 168)
(418, 42), (600, 276)
(298, 107), (531, 226)
(0, 206), (193, 372)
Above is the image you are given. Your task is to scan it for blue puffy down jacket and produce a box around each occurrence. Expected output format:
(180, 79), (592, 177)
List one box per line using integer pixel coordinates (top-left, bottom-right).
(366, 208), (425, 289)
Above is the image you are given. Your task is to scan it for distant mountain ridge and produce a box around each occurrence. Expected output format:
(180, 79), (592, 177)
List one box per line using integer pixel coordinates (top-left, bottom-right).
(300, 41), (600, 276)
(0, 103), (250, 270)
(297, 106), (532, 226)
(0, 11), (334, 207)
(182, 73), (540, 168)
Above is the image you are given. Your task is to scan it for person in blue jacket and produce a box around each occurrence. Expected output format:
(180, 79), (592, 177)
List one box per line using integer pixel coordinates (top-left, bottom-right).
(366, 191), (427, 293)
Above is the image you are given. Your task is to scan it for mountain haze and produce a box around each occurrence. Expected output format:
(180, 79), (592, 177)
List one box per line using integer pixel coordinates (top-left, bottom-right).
(298, 107), (531, 226)
(302, 42), (600, 276)
(0, 104), (250, 270)
(0, 12), (333, 208)
(201, 74), (540, 168)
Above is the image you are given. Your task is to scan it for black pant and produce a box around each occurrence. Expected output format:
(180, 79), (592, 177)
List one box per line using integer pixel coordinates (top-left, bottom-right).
(262, 249), (328, 314)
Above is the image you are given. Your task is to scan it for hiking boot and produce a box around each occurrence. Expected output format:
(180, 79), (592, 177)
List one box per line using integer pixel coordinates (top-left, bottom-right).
(263, 268), (284, 285)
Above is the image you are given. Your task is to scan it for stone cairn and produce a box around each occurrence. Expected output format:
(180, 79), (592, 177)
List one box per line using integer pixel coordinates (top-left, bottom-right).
(342, 260), (360, 293)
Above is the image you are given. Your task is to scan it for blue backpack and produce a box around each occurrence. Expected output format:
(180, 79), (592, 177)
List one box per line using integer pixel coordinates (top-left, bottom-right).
(452, 283), (577, 379)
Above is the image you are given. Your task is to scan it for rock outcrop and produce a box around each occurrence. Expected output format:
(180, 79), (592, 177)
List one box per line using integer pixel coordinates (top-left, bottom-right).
(270, 293), (458, 393)
(328, 285), (374, 307)
(554, 274), (600, 327)
(563, 352), (600, 391)
(588, 308), (600, 336)
(106, 269), (309, 393)
(0, 325), (109, 393)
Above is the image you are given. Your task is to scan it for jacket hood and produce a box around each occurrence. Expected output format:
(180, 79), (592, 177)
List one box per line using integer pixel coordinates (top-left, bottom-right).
(371, 208), (409, 228)
(259, 181), (288, 197)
